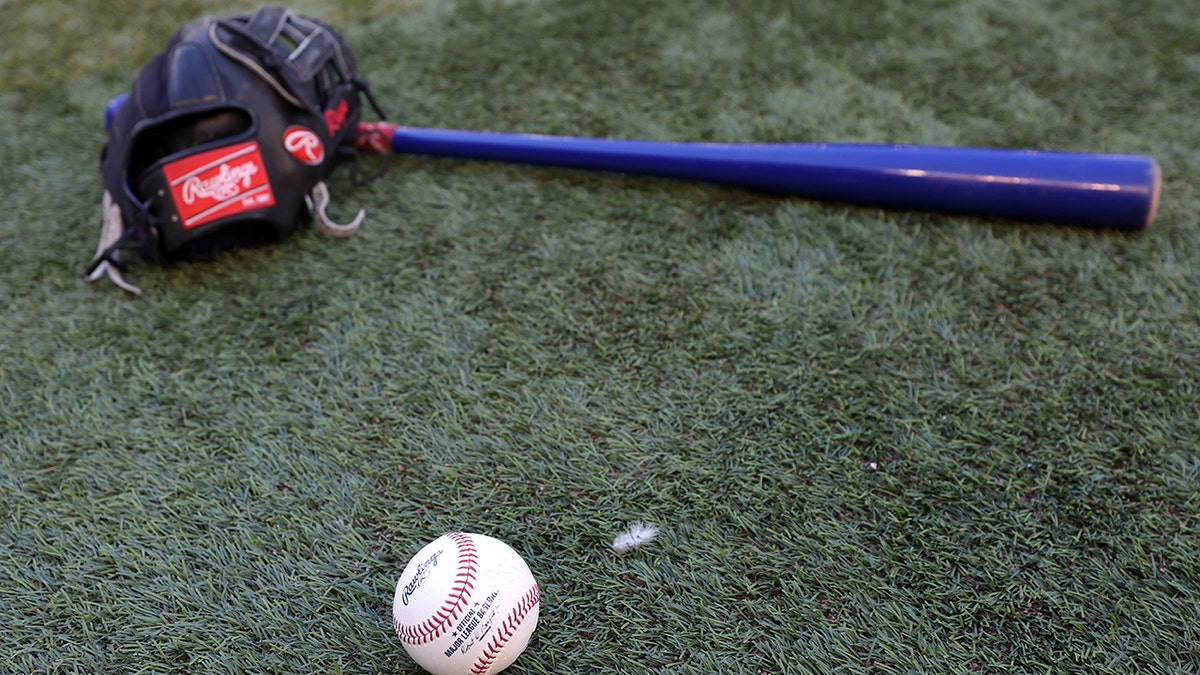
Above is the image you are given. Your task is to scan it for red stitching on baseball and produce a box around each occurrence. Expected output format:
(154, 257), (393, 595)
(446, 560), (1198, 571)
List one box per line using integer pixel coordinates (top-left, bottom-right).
(469, 582), (540, 675)
(394, 532), (479, 644)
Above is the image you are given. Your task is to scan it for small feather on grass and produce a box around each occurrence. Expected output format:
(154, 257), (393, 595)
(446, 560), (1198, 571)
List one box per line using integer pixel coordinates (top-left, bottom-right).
(612, 522), (660, 553)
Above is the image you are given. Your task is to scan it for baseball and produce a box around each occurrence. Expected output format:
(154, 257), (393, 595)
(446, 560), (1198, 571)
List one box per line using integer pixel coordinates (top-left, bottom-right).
(393, 532), (541, 675)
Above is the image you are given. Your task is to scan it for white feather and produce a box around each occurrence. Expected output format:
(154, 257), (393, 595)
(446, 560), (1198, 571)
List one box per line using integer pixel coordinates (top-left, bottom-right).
(612, 522), (660, 553)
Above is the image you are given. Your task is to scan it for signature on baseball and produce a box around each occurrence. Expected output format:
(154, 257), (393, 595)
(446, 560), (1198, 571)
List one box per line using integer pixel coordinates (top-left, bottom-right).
(400, 549), (444, 606)
(443, 590), (499, 658)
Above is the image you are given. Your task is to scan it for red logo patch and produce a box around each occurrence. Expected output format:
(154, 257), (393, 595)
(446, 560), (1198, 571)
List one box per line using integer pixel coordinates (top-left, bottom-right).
(163, 142), (275, 230)
(284, 126), (325, 166)
(324, 98), (349, 136)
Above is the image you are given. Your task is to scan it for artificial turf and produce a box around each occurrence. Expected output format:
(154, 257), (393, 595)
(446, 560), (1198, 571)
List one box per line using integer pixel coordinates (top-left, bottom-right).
(1, 0), (1197, 673)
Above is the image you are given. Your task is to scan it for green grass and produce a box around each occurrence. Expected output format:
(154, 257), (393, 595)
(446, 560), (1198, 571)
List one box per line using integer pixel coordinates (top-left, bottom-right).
(2, 0), (1198, 673)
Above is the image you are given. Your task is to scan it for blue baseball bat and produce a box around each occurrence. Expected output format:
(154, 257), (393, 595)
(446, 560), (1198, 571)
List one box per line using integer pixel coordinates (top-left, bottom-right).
(355, 121), (1160, 230)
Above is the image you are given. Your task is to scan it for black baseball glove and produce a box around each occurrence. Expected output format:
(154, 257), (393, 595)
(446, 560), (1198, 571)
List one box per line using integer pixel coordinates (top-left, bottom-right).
(87, 4), (383, 293)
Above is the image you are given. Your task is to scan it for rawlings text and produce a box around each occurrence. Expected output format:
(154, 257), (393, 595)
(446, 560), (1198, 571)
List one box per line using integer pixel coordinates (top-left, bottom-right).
(401, 548), (444, 606)
(162, 142), (276, 230)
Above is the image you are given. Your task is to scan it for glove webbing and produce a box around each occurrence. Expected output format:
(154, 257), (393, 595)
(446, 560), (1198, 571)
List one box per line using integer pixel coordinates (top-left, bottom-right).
(213, 6), (355, 114)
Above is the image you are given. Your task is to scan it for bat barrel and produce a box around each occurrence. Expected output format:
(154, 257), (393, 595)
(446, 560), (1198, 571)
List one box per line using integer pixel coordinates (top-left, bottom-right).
(358, 123), (1160, 230)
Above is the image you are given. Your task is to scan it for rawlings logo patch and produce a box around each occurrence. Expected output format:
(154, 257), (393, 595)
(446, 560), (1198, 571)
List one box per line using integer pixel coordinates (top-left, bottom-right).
(163, 142), (275, 230)
(284, 126), (325, 166)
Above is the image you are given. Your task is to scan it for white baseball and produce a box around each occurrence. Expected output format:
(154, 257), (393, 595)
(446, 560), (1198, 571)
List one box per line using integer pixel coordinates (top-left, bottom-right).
(393, 532), (541, 675)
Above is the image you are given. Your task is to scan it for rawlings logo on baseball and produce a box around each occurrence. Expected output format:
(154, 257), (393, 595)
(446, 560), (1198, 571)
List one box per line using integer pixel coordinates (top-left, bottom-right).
(284, 126), (325, 166)
(163, 142), (275, 229)
(393, 532), (540, 675)
(401, 548), (444, 606)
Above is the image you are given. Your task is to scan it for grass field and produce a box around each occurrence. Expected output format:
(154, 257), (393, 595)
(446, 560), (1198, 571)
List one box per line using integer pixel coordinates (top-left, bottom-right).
(2, 0), (1198, 673)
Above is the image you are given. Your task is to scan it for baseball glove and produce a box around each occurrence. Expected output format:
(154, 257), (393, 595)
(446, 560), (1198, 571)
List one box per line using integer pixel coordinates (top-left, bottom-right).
(86, 4), (384, 293)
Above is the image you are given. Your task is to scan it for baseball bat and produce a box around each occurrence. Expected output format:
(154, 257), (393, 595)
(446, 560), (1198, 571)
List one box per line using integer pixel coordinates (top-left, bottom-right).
(354, 121), (1161, 230)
